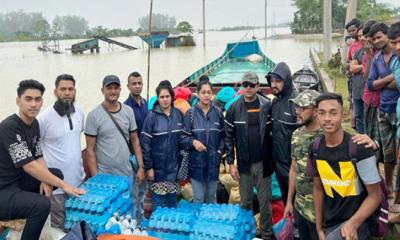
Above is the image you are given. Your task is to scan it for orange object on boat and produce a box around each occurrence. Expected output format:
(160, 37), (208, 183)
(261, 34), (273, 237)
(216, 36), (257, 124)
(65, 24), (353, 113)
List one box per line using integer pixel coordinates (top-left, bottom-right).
(174, 98), (191, 115)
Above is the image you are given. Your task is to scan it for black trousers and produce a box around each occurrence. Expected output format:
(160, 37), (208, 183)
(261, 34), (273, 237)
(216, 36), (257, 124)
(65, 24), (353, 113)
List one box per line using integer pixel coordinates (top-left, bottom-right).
(294, 209), (318, 240)
(276, 175), (289, 205)
(0, 168), (63, 240)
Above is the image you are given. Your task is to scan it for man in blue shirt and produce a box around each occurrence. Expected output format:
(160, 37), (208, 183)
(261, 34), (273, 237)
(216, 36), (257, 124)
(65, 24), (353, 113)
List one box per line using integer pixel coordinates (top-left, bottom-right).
(388, 22), (400, 220)
(367, 22), (399, 196)
(124, 72), (149, 134)
(124, 71), (149, 223)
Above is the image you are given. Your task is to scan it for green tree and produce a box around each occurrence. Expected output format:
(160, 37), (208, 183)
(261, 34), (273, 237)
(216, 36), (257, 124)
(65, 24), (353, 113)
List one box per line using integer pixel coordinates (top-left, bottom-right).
(88, 25), (108, 36)
(0, 11), (49, 40)
(291, 0), (323, 34)
(32, 19), (50, 39)
(61, 15), (88, 37)
(138, 13), (176, 31)
(291, 0), (398, 34)
(176, 21), (193, 33)
(357, 0), (397, 22)
(51, 16), (64, 37)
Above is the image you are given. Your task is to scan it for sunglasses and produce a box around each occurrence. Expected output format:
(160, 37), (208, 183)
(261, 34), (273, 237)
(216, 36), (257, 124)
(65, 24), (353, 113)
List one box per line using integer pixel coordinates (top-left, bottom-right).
(242, 82), (256, 88)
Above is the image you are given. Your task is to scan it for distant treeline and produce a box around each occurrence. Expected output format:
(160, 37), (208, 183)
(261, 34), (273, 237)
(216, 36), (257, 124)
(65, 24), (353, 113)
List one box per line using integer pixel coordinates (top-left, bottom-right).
(291, 0), (400, 34)
(0, 11), (196, 42)
(215, 22), (291, 32)
(0, 10), (136, 42)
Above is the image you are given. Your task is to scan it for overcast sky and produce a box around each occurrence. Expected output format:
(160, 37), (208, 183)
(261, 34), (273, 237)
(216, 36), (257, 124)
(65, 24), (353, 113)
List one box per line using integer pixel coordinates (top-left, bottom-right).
(1, 0), (399, 30)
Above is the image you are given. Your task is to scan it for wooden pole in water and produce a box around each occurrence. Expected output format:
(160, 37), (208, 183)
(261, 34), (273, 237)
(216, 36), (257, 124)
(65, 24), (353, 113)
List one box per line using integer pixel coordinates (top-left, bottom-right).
(146, 0), (154, 101)
(203, 0), (206, 47)
(323, 0), (332, 64)
(264, 0), (267, 40)
(341, 0), (358, 65)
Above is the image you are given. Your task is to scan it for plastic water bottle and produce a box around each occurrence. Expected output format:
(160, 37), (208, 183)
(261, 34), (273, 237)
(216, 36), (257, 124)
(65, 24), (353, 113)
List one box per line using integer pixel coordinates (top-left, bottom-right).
(130, 218), (137, 229)
(121, 215), (131, 233)
(105, 212), (118, 229)
(132, 228), (142, 236)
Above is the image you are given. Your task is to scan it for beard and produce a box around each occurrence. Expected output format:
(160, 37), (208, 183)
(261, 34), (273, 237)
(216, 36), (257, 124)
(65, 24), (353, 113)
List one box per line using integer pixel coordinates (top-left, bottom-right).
(298, 115), (313, 127)
(272, 87), (282, 95)
(374, 42), (387, 50)
(58, 96), (75, 105)
(54, 97), (75, 116)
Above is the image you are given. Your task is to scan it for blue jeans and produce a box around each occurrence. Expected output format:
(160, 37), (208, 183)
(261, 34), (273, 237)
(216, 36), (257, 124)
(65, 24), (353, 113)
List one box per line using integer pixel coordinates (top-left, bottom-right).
(353, 98), (365, 134)
(191, 178), (217, 203)
(152, 193), (177, 210)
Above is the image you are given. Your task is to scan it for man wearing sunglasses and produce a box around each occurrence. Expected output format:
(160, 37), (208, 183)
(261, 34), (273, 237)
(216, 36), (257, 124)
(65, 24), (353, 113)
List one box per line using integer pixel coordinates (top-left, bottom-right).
(225, 71), (274, 239)
(266, 62), (298, 205)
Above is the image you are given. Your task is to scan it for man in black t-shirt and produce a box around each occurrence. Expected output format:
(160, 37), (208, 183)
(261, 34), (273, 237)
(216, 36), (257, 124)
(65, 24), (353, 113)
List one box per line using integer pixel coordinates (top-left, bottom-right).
(0, 80), (85, 240)
(307, 93), (381, 240)
(225, 72), (274, 239)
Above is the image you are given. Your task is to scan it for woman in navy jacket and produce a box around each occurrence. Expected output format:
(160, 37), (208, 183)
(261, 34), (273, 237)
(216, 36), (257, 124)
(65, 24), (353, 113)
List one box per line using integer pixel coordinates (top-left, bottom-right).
(182, 80), (225, 203)
(141, 80), (185, 209)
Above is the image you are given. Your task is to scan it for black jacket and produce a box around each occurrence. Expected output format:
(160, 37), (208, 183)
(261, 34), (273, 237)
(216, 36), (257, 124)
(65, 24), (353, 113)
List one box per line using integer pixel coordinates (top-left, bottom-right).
(267, 62), (298, 177)
(140, 105), (185, 182)
(224, 94), (274, 177)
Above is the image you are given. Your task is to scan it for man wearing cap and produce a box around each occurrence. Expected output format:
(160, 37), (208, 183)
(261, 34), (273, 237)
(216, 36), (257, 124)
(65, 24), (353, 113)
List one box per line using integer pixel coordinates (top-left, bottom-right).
(84, 75), (145, 183)
(266, 62), (298, 204)
(283, 90), (321, 240)
(283, 91), (380, 240)
(225, 71), (274, 239)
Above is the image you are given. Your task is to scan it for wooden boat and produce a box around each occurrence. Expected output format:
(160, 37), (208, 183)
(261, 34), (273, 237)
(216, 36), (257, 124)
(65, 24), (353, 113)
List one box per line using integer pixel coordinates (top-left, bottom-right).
(292, 66), (320, 92)
(177, 40), (276, 94)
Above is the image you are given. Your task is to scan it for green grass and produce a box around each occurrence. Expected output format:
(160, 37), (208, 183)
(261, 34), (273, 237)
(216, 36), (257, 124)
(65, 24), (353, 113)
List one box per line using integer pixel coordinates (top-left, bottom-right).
(317, 53), (354, 134)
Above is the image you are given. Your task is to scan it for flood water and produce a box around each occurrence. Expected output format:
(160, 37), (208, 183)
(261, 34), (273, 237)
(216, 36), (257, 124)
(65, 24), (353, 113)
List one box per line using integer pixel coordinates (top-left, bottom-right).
(0, 27), (340, 120)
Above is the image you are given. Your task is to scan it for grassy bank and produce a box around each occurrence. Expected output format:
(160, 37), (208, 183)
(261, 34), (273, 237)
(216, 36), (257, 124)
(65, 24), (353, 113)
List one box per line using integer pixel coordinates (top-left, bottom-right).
(317, 52), (354, 133)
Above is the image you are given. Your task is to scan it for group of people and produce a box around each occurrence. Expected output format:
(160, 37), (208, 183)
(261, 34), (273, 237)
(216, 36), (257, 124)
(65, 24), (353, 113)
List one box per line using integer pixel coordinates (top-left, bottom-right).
(0, 19), (399, 240)
(345, 18), (400, 224)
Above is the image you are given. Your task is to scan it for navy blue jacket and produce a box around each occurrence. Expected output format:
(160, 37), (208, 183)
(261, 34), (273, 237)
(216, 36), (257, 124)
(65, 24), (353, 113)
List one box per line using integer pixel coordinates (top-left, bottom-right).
(182, 103), (225, 182)
(140, 105), (185, 182)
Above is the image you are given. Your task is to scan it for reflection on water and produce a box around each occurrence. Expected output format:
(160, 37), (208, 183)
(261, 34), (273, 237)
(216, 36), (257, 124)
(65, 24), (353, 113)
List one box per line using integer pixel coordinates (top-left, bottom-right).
(0, 27), (340, 120)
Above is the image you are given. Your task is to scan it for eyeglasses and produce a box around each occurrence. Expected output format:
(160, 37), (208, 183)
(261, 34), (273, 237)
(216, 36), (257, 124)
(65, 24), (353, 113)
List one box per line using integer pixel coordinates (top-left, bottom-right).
(295, 106), (314, 112)
(242, 82), (256, 88)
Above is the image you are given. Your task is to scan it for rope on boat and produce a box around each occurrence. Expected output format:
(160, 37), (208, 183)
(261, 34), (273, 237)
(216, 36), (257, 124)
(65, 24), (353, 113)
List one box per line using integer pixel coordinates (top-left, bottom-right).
(183, 29), (252, 87)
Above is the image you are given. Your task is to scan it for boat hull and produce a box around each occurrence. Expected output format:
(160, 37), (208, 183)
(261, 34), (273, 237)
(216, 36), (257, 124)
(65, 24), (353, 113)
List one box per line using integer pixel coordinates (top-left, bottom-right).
(177, 40), (276, 95)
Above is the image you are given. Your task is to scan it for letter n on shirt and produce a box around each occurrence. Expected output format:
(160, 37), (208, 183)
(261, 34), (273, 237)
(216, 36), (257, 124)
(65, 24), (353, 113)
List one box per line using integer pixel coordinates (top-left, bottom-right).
(316, 160), (358, 198)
